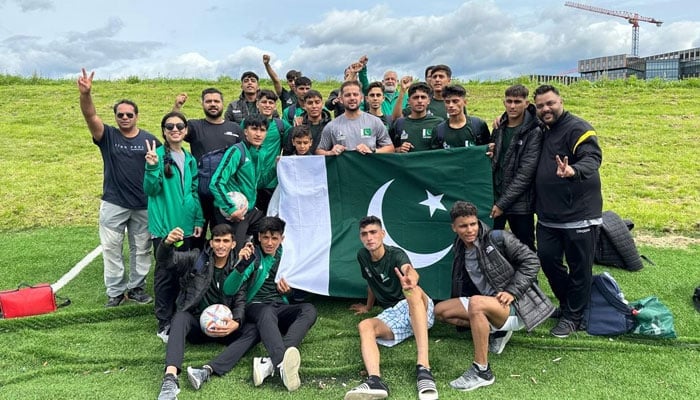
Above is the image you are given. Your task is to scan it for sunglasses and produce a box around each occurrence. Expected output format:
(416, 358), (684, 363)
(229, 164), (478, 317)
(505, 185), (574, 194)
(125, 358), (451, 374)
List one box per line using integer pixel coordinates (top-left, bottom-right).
(164, 122), (186, 131)
(116, 112), (135, 119)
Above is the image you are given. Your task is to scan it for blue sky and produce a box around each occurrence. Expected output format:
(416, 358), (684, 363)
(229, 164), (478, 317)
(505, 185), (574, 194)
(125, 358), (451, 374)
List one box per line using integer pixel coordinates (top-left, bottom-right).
(0, 0), (698, 81)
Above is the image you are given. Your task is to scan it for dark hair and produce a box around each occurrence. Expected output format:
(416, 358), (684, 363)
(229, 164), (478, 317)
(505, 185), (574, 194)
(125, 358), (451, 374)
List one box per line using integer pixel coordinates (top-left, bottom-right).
(257, 89), (278, 102)
(291, 124), (312, 140)
(286, 70), (302, 81)
(241, 71), (259, 81)
(340, 80), (361, 95)
(243, 113), (269, 129)
(201, 87), (223, 101)
(450, 201), (478, 221)
(431, 64), (452, 78)
(424, 65), (434, 80)
(505, 84), (529, 98)
(294, 76), (312, 87)
(303, 89), (323, 102)
(113, 99), (138, 115)
(258, 216), (286, 235)
(359, 215), (383, 229)
(211, 223), (235, 239)
(534, 84), (560, 99)
(367, 81), (384, 93)
(407, 82), (432, 97)
(160, 111), (187, 179)
(442, 84), (467, 99)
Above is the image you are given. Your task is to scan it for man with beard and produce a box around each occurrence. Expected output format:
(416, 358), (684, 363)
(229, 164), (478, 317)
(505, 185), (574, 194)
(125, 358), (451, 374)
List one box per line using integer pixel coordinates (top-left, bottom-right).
(173, 88), (243, 250)
(225, 71), (267, 123)
(533, 84), (602, 338)
(316, 80), (394, 156)
(379, 70), (406, 117)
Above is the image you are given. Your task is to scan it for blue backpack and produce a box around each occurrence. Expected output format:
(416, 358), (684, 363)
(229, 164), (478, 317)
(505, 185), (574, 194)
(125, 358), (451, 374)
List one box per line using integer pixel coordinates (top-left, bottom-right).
(583, 272), (636, 336)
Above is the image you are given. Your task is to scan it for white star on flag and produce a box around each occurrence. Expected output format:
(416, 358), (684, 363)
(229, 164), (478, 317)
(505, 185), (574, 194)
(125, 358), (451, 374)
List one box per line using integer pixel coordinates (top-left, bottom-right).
(419, 190), (446, 217)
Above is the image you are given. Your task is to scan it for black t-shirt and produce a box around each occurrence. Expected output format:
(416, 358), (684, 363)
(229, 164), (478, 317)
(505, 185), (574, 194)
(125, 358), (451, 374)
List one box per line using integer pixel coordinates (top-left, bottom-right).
(94, 124), (159, 209)
(185, 119), (243, 160)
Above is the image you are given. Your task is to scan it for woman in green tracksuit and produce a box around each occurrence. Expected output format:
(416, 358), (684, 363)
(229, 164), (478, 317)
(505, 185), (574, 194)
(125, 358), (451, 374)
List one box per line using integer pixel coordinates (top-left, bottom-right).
(144, 111), (204, 340)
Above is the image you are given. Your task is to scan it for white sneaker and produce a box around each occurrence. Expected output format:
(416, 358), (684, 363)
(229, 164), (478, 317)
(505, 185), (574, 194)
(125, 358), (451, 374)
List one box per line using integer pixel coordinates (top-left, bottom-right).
(156, 325), (170, 344)
(253, 357), (274, 387)
(280, 347), (301, 391)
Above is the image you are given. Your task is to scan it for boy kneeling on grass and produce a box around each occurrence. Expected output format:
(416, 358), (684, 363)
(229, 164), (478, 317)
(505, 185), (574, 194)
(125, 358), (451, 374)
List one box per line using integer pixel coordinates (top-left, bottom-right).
(157, 224), (258, 400)
(434, 201), (554, 392)
(345, 216), (438, 400)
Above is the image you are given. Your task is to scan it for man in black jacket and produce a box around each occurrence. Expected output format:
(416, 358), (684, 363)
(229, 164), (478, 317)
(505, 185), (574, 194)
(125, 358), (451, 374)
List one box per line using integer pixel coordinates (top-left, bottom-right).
(435, 201), (554, 392)
(490, 84), (543, 252)
(533, 84), (603, 338)
(156, 224), (259, 400)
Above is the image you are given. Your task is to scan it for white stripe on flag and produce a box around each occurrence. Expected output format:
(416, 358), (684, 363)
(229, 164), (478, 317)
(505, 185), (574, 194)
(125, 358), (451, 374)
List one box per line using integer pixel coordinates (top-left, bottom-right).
(275, 155), (332, 295)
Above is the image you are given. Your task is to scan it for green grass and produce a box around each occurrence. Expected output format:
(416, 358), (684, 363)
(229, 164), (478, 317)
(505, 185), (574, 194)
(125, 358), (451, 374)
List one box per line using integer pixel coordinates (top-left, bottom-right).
(0, 77), (698, 235)
(1, 77), (699, 399)
(0, 227), (698, 399)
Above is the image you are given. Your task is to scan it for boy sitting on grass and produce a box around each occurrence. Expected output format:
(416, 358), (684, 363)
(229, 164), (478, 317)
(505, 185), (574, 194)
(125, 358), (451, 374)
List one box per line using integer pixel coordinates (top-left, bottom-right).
(345, 216), (438, 400)
(222, 216), (318, 392)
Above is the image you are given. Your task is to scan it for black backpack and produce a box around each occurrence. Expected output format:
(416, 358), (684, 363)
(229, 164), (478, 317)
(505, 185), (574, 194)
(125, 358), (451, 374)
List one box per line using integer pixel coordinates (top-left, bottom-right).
(583, 272), (636, 336)
(197, 142), (246, 197)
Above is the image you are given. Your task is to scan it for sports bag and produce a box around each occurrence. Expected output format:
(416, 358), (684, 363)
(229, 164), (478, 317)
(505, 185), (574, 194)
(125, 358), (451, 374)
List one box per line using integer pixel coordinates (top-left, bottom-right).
(0, 283), (70, 319)
(630, 296), (677, 339)
(583, 272), (635, 336)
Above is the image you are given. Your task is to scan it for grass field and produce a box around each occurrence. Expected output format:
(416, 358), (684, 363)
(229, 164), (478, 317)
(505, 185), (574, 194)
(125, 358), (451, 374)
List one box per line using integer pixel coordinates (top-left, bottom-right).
(0, 76), (699, 400)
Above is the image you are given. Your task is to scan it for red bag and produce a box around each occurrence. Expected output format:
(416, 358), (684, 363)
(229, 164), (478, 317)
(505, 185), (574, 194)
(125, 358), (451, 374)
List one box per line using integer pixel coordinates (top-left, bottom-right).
(0, 283), (68, 319)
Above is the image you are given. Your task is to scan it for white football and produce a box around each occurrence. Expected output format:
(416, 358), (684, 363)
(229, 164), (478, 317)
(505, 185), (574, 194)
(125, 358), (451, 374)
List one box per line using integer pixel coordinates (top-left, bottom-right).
(220, 191), (249, 218)
(199, 304), (233, 336)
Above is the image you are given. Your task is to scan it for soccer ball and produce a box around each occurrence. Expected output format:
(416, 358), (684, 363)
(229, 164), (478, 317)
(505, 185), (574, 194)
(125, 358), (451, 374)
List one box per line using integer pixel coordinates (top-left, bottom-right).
(199, 304), (233, 336)
(220, 191), (249, 218)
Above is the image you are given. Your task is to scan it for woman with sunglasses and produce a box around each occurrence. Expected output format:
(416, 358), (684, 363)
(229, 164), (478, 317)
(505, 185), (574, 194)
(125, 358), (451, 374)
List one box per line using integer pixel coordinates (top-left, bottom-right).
(144, 111), (204, 343)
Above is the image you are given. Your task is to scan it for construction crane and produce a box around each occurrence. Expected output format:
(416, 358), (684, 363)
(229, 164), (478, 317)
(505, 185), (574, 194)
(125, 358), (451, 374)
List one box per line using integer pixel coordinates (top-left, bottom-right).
(564, 2), (663, 56)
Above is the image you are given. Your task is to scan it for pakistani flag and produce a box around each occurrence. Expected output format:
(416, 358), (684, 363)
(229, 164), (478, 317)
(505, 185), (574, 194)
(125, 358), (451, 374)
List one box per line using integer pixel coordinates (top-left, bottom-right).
(270, 146), (493, 300)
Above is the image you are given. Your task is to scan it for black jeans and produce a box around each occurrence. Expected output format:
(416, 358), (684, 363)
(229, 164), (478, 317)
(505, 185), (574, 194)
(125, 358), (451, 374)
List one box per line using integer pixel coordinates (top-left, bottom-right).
(152, 237), (195, 331)
(245, 302), (318, 366)
(536, 223), (597, 322)
(164, 310), (260, 375)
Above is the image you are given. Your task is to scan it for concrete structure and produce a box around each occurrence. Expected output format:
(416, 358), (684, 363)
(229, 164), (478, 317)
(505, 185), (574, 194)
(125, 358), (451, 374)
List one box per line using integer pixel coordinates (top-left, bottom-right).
(578, 47), (700, 81)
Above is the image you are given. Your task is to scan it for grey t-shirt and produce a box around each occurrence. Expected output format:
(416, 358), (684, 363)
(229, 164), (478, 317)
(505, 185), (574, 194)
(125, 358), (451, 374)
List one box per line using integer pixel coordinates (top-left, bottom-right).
(464, 246), (496, 296)
(317, 112), (392, 152)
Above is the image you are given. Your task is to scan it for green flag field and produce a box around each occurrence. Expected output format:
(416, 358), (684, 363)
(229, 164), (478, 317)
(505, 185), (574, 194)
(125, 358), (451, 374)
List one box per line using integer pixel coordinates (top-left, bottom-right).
(0, 76), (698, 399)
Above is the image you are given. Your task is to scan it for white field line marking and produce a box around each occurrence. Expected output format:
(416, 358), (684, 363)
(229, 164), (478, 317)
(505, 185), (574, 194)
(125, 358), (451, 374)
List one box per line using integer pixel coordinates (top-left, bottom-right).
(51, 245), (102, 292)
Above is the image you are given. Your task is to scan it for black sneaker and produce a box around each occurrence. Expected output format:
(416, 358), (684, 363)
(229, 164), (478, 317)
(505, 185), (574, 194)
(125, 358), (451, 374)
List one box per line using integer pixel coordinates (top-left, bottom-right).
(105, 294), (125, 307)
(488, 330), (513, 354)
(416, 365), (438, 400)
(344, 375), (390, 400)
(126, 287), (153, 304)
(551, 318), (578, 338)
(157, 373), (180, 400)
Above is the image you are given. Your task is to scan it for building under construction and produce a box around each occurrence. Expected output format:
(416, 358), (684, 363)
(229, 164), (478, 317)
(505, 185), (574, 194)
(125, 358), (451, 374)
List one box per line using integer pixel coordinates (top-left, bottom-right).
(578, 47), (700, 81)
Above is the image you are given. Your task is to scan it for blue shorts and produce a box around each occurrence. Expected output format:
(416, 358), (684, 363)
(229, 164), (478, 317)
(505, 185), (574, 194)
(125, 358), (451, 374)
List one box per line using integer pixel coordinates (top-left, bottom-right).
(375, 296), (435, 347)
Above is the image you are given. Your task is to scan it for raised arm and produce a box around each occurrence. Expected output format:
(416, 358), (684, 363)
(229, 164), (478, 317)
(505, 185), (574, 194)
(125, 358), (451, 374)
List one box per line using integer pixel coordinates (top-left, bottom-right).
(263, 54), (283, 97)
(392, 75), (412, 120)
(172, 93), (188, 113)
(77, 68), (104, 141)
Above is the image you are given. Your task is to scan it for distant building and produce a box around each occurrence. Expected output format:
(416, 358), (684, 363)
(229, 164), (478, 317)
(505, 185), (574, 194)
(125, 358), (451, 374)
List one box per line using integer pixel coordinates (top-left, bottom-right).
(578, 47), (700, 81)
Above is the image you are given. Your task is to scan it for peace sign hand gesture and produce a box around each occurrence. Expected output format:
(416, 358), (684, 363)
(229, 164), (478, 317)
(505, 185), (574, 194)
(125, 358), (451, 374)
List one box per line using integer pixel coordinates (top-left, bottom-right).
(145, 140), (159, 165)
(77, 68), (94, 95)
(555, 155), (575, 178)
